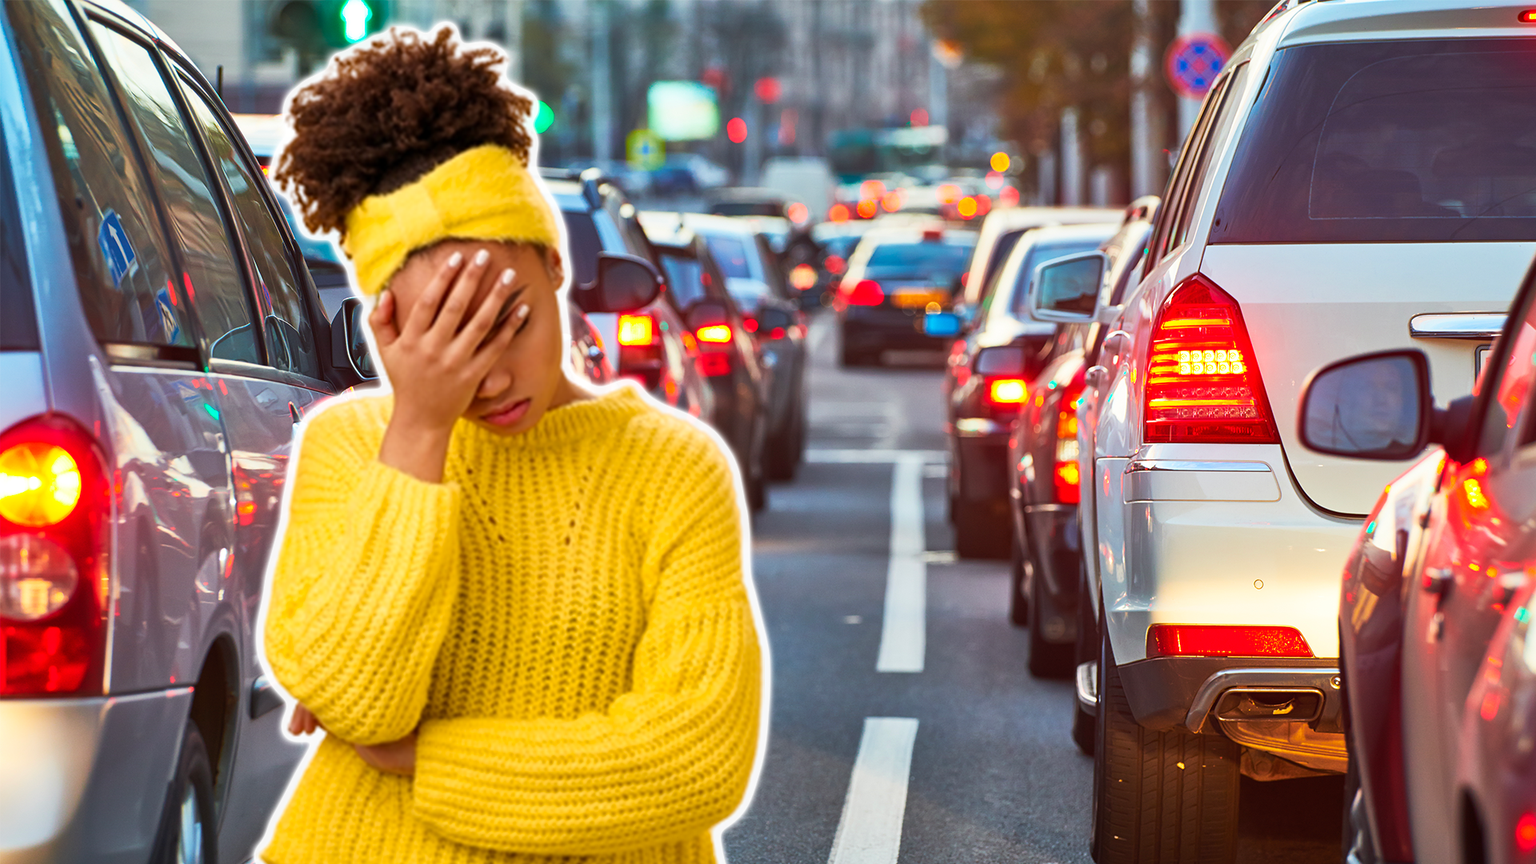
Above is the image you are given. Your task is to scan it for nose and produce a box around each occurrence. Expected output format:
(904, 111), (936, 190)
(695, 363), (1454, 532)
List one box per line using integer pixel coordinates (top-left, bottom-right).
(478, 366), (513, 402)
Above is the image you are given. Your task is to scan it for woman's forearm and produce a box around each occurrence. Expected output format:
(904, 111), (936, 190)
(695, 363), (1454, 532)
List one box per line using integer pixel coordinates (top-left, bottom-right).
(378, 413), (454, 483)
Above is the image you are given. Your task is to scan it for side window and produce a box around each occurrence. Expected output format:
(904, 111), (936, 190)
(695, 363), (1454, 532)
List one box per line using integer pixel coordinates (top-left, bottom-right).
(7, 1), (192, 352)
(175, 71), (320, 379)
(1479, 292), (1536, 455)
(1147, 72), (1231, 266)
(756, 235), (789, 298)
(1170, 64), (1249, 251)
(87, 21), (259, 365)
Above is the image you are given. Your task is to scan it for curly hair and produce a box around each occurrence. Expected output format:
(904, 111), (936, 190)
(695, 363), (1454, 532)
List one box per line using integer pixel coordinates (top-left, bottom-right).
(273, 26), (534, 238)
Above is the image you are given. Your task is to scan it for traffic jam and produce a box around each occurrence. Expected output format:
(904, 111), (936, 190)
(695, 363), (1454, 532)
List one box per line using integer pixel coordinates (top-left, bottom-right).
(1, 1), (1535, 863)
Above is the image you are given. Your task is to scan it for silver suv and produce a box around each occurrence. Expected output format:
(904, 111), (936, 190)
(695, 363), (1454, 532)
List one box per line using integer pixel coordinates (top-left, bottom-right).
(0, 1), (376, 861)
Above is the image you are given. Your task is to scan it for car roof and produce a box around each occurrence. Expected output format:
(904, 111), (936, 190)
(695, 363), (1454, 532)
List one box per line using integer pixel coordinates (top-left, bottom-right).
(674, 212), (761, 238)
(979, 206), (1123, 232)
(858, 226), (977, 246)
(1015, 222), (1122, 246)
(1273, 0), (1535, 48)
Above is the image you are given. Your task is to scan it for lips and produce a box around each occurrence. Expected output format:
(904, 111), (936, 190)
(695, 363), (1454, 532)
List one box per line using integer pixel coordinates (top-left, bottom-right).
(481, 398), (531, 427)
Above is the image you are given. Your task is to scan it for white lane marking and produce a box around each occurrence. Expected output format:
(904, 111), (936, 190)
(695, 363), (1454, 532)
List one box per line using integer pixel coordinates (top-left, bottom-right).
(809, 313), (834, 355)
(876, 454), (925, 673)
(827, 717), (920, 864)
(807, 449), (948, 464)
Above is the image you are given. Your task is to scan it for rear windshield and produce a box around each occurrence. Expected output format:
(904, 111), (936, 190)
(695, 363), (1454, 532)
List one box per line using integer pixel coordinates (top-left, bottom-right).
(711, 202), (782, 218)
(703, 234), (752, 279)
(1007, 239), (1106, 315)
(866, 240), (975, 283)
(658, 251), (707, 307)
(561, 209), (602, 287)
(1211, 39), (1536, 244)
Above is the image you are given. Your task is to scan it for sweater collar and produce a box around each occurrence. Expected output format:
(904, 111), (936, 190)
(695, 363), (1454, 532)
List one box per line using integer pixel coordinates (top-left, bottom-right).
(458, 381), (648, 449)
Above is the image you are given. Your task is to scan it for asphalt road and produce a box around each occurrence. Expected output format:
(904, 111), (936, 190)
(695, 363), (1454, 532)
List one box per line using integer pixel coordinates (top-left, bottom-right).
(722, 310), (1343, 864)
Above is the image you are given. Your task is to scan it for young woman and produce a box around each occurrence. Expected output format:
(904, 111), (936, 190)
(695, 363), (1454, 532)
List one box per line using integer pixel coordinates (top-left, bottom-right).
(260, 26), (763, 864)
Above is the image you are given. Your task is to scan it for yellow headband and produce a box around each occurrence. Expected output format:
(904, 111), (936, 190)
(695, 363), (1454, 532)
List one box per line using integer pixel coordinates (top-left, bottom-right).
(341, 144), (560, 295)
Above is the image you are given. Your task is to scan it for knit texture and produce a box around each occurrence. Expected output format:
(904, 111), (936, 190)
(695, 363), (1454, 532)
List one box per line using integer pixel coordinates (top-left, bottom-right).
(261, 384), (761, 863)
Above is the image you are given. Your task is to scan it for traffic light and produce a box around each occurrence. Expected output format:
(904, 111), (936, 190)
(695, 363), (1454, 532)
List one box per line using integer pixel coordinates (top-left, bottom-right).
(267, 0), (388, 59)
(339, 0), (373, 43)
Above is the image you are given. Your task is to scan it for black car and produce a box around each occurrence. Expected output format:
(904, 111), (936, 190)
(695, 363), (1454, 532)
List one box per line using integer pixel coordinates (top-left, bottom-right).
(835, 225), (976, 367)
(1005, 205), (1156, 699)
(942, 223), (1116, 559)
(648, 228), (772, 510)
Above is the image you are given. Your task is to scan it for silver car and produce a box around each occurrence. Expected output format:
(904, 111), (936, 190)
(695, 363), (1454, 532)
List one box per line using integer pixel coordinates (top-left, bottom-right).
(0, 1), (376, 861)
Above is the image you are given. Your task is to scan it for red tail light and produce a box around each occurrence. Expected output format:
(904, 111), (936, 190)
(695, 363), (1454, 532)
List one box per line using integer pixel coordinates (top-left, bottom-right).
(2, 416), (108, 696)
(1515, 812), (1536, 853)
(696, 324), (733, 344)
(697, 352), (732, 377)
(840, 279), (884, 307)
(741, 317), (759, 334)
(824, 255), (847, 275)
(1144, 274), (1278, 444)
(984, 378), (1028, 409)
(1146, 625), (1314, 658)
(618, 313), (656, 347)
(1053, 379), (1085, 504)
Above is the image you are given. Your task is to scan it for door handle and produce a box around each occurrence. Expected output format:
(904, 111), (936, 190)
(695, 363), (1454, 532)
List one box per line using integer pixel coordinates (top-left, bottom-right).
(1086, 366), (1109, 390)
(288, 401), (303, 424)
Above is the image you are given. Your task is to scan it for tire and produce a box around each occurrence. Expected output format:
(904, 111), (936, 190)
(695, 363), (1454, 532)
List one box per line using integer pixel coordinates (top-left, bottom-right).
(1028, 558), (1074, 678)
(1072, 561), (1099, 756)
(1008, 541), (1030, 627)
(1092, 626), (1240, 864)
(153, 719), (217, 864)
(954, 498), (1008, 560)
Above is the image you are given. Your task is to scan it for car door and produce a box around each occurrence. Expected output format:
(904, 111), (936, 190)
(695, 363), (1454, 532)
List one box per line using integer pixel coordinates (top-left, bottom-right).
(1404, 283), (1536, 863)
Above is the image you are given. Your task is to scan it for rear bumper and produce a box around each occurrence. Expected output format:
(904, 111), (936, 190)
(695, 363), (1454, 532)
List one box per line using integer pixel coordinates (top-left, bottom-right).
(953, 430), (1010, 503)
(0, 688), (193, 863)
(840, 308), (951, 352)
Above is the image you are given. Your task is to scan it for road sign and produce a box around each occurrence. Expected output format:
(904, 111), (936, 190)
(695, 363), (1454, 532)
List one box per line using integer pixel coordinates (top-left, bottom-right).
(626, 129), (664, 171)
(1164, 32), (1231, 100)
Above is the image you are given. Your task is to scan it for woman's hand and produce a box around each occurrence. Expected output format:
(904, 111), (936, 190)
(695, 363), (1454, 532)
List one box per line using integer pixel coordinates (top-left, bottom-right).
(372, 248), (528, 482)
(353, 732), (417, 776)
(288, 703), (325, 736)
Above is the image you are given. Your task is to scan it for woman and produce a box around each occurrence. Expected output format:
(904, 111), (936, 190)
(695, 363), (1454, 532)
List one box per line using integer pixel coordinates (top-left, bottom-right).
(260, 26), (763, 863)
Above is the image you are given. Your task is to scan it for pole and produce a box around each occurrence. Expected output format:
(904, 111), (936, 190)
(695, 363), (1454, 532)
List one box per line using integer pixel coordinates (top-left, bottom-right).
(1130, 0), (1155, 198)
(591, 1), (613, 163)
(1177, 0), (1217, 140)
(1060, 106), (1082, 206)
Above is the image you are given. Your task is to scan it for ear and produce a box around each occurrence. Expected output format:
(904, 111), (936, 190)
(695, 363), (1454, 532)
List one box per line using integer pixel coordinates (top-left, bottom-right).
(545, 246), (565, 288)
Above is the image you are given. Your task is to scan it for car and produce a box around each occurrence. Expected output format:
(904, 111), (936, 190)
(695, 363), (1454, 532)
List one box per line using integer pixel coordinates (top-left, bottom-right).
(543, 173), (716, 428)
(1006, 204), (1157, 696)
(834, 224), (977, 367)
(1299, 259), (1535, 864)
(656, 212), (810, 482)
(1072, 3), (1536, 860)
(954, 205), (1124, 328)
(943, 223), (1117, 560)
(706, 187), (816, 260)
(645, 226), (773, 508)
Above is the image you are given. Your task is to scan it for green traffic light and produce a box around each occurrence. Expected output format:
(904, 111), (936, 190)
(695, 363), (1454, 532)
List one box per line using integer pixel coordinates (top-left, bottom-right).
(535, 101), (554, 134)
(341, 0), (372, 43)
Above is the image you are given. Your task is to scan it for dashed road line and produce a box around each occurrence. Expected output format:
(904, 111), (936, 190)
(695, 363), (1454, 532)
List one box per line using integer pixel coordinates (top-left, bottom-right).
(876, 454), (925, 673)
(826, 717), (920, 864)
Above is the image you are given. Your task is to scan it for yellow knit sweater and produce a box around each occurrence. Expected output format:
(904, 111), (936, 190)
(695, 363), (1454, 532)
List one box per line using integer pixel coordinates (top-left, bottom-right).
(261, 385), (762, 864)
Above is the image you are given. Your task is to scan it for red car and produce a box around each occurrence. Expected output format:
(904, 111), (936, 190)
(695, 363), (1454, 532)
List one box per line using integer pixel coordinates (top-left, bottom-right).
(1299, 260), (1536, 864)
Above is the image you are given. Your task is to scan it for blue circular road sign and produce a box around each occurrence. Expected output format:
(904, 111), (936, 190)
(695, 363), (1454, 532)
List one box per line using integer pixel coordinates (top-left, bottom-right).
(1165, 33), (1231, 100)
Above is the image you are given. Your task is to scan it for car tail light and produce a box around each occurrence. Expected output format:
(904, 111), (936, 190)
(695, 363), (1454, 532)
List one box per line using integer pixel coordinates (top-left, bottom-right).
(1144, 274), (1278, 444)
(1515, 812), (1536, 853)
(742, 317), (759, 334)
(841, 279), (884, 306)
(2, 416), (108, 696)
(984, 378), (1028, 409)
(1054, 380), (1085, 504)
(1519, 9), (1536, 23)
(618, 314), (656, 347)
(1146, 625), (1314, 658)
(696, 324), (733, 344)
(697, 352), (732, 377)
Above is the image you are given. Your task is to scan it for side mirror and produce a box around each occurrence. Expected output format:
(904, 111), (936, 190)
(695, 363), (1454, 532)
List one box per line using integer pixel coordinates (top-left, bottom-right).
(1029, 251), (1107, 324)
(975, 345), (1027, 377)
(574, 253), (663, 313)
(1298, 350), (1430, 460)
(331, 297), (378, 383)
(686, 299), (730, 331)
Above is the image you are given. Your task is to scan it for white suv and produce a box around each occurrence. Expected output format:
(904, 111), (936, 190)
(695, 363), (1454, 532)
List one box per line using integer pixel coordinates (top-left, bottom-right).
(1068, 2), (1536, 860)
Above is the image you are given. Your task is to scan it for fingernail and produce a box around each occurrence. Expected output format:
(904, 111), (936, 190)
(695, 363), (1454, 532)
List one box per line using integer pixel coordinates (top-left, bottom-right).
(500, 268), (515, 285)
(516, 303), (530, 319)
(473, 249), (490, 266)
(447, 251), (463, 268)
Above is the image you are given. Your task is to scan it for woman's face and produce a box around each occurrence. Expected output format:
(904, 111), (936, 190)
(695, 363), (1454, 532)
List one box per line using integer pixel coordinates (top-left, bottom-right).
(386, 239), (579, 436)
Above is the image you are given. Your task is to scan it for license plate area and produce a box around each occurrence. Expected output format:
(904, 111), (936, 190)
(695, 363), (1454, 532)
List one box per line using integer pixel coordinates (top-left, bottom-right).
(891, 289), (945, 309)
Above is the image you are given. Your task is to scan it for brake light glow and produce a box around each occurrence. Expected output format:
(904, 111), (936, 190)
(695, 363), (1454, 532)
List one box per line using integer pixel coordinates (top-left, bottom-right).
(1516, 812), (1536, 853)
(856, 199), (878, 219)
(1146, 625), (1314, 658)
(824, 255), (847, 275)
(829, 204), (851, 223)
(697, 352), (731, 377)
(985, 378), (1028, 408)
(842, 279), (884, 306)
(1144, 274), (1278, 444)
(0, 443), (82, 527)
(696, 324), (733, 344)
(1520, 9), (1536, 22)
(617, 314), (655, 347)
(742, 317), (758, 333)
(1054, 380), (1085, 504)
(789, 264), (818, 291)
(2, 416), (107, 696)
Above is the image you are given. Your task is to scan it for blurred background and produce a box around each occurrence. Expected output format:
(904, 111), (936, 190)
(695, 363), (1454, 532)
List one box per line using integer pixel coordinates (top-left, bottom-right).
(125, 0), (1276, 212)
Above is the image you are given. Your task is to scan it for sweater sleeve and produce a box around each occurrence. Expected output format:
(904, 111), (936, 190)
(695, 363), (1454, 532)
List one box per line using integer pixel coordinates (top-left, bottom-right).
(411, 430), (762, 856)
(263, 400), (462, 746)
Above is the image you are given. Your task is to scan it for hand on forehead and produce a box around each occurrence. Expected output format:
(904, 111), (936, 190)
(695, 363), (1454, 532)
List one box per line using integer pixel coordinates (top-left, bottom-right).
(389, 240), (556, 324)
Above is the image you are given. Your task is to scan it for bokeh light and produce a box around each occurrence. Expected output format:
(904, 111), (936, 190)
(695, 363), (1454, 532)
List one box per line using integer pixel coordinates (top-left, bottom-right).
(726, 117), (747, 143)
(990, 151), (1011, 172)
(534, 101), (555, 134)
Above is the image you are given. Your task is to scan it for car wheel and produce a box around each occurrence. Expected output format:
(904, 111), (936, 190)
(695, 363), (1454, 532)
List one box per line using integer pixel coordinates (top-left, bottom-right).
(1008, 540), (1030, 627)
(1091, 624), (1239, 864)
(765, 398), (801, 481)
(954, 498), (1007, 559)
(1028, 561), (1074, 678)
(153, 718), (217, 864)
